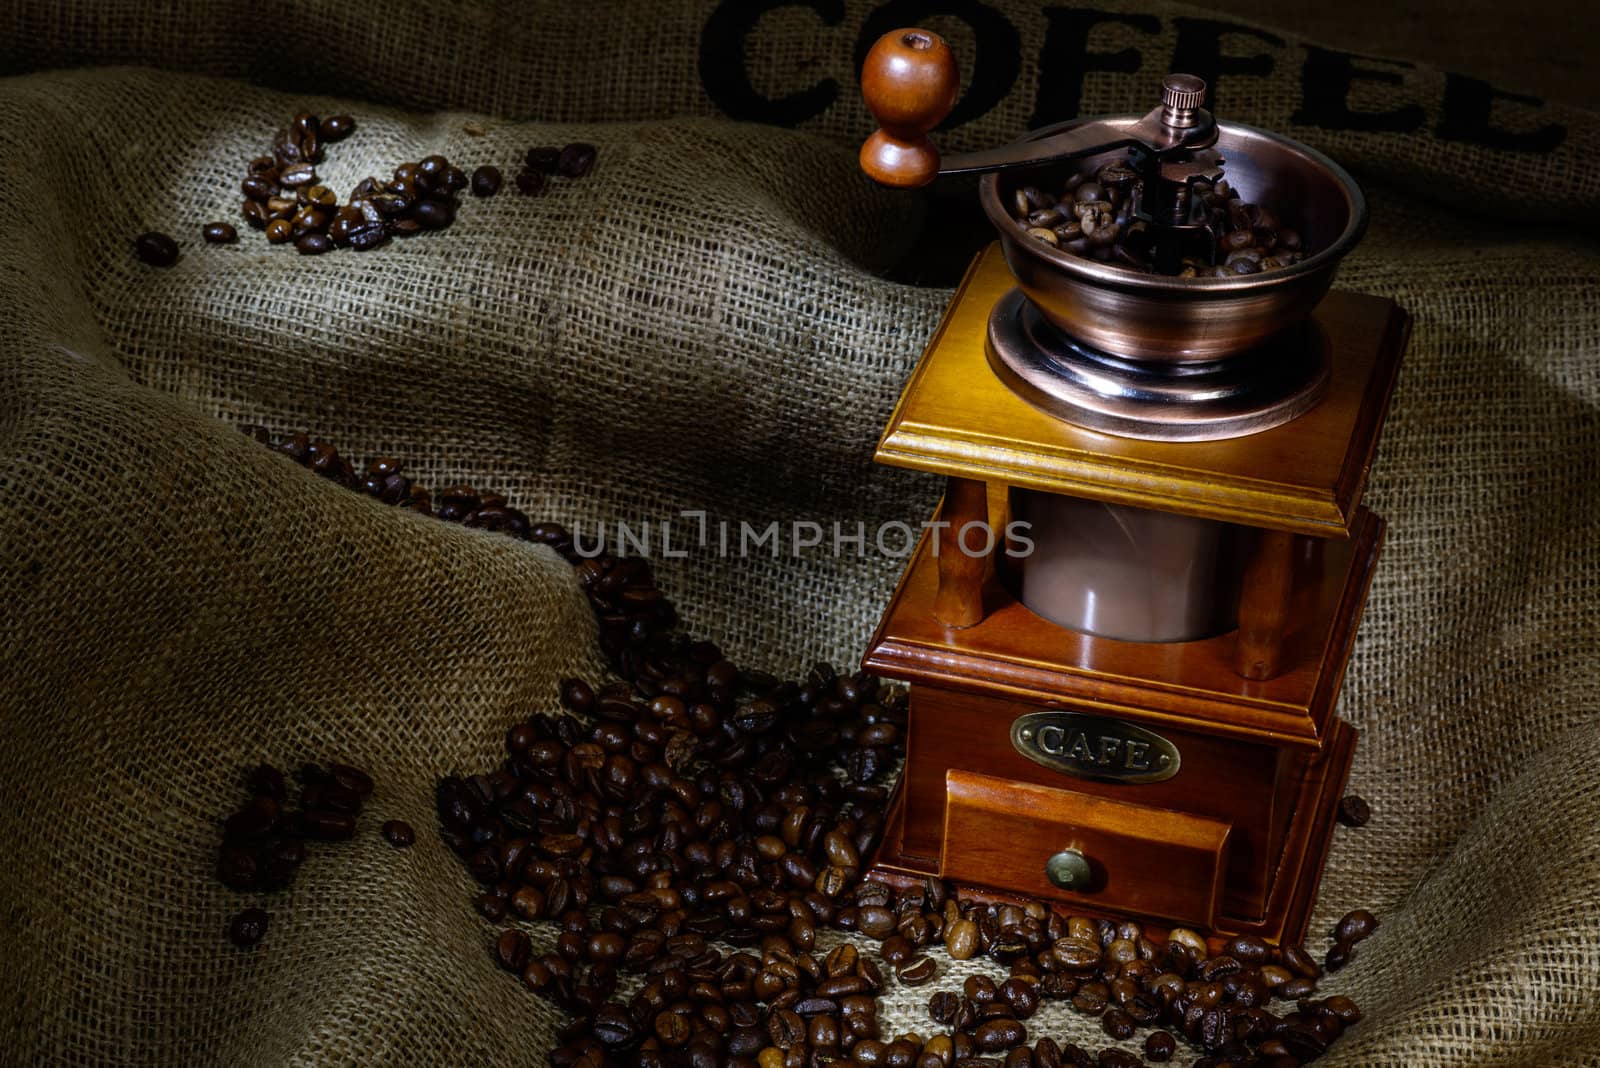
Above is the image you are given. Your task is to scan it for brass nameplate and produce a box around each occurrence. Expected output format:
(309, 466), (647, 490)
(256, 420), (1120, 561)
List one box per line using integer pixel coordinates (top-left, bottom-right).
(1010, 710), (1180, 785)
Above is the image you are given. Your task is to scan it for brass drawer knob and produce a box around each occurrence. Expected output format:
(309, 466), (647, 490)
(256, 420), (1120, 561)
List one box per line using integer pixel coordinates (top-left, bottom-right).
(1045, 848), (1093, 891)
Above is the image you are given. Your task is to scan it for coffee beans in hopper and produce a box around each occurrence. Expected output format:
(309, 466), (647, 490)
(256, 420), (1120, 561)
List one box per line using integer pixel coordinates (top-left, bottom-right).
(243, 425), (1383, 1065)
(1009, 162), (1310, 278)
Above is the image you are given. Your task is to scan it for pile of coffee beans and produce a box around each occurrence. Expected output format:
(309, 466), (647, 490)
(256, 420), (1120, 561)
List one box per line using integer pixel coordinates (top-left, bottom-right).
(216, 760), (375, 947)
(244, 426), (1378, 1065)
(515, 143), (599, 195)
(217, 110), (476, 255)
(1008, 162), (1307, 278)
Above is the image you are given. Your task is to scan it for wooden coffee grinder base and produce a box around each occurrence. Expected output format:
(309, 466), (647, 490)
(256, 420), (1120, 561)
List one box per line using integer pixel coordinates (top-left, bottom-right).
(858, 245), (1409, 945)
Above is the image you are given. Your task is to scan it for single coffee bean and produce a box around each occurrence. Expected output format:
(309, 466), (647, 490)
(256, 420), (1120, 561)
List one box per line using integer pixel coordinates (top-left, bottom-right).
(973, 1018), (1026, 1052)
(1100, 1006), (1136, 1040)
(216, 846), (258, 890)
(496, 928), (532, 972)
(557, 143), (598, 178)
(265, 219), (292, 244)
(295, 233), (332, 255)
(1143, 1030), (1175, 1062)
(228, 907), (269, 948)
(1096, 1051), (1140, 1068)
(896, 956), (937, 986)
(515, 169), (546, 196)
(202, 222), (238, 244)
(320, 115), (356, 141)
(1334, 908), (1379, 945)
(525, 145), (560, 173)
(928, 991), (961, 1024)
(134, 232), (180, 267)
(945, 918), (979, 960)
(299, 809), (355, 840)
(1337, 794), (1372, 827)
(471, 165), (502, 197)
(382, 820), (414, 848)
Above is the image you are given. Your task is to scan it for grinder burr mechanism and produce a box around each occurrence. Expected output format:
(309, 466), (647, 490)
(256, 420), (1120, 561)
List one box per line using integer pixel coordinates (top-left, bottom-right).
(854, 29), (1410, 944)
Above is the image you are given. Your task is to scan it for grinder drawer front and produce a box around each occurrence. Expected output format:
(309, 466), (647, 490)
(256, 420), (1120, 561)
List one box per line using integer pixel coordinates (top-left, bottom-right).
(941, 769), (1231, 926)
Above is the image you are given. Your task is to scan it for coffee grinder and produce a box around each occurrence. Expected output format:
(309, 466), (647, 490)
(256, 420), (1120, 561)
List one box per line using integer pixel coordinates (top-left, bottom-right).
(856, 29), (1409, 944)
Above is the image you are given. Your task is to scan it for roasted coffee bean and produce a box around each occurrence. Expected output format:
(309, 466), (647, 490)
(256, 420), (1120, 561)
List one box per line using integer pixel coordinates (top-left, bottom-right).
(381, 820), (414, 848)
(1334, 908), (1379, 945)
(999, 977), (1039, 1018)
(265, 219), (292, 244)
(295, 233), (332, 255)
(202, 222), (238, 244)
(896, 956), (937, 986)
(471, 165), (502, 197)
(1096, 1051), (1140, 1068)
(299, 808), (356, 840)
(515, 169), (546, 196)
(496, 928), (531, 972)
(227, 907), (269, 948)
(767, 1008), (806, 1049)
(945, 918), (979, 960)
(1099, 1008), (1135, 1040)
(320, 115), (355, 141)
(1337, 794), (1372, 827)
(1325, 941), (1353, 971)
(974, 1018), (1026, 1052)
(928, 991), (961, 1024)
(1142, 1030), (1175, 1062)
(216, 846), (258, 890)
(134, 231), (179, 267)
(525, 145), (561, 173)
(557, 143), (598, 178)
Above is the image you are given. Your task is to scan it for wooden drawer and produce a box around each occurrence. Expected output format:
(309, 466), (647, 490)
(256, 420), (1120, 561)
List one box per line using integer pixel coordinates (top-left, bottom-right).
(941, 769), (1232, 926)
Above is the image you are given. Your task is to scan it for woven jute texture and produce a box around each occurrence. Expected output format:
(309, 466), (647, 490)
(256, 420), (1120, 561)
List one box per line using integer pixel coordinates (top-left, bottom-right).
(1, 1), (1597, 1065)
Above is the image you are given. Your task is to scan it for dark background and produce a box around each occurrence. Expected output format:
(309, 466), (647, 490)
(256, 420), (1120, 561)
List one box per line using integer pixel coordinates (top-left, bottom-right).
(1193, 0), (1596, 107)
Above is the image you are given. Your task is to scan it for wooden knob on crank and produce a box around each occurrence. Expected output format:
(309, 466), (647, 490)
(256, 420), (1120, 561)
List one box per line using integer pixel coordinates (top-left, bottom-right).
(859, 28), (960, 187)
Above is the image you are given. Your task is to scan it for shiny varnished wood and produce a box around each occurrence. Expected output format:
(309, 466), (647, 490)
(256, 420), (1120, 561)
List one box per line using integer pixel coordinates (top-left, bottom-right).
(933, 477), (990, 626)
(866, 506), (1385, 749)
(874, 244), (1411, 538)
(1236, 530), (1298, 679)
(942, 769), (1233, 926)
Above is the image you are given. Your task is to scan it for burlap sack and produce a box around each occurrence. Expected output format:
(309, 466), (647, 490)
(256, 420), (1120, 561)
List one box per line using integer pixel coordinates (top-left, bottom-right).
(1, 1), (1596, 1065)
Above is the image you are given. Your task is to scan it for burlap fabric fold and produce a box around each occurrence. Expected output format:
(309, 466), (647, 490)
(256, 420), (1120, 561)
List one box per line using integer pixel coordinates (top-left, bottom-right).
(1, 2), (1596, 1065)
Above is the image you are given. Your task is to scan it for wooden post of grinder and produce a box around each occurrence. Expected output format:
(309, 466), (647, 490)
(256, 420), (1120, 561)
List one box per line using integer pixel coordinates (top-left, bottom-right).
(933, 476), (988, 627)
(1235, 529), (1296, 679)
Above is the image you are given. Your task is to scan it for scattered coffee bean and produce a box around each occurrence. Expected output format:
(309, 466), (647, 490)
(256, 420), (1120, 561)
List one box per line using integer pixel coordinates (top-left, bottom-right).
(896, 955), (938, 986)
(557, 142), (598, 178)
(524, 146), (560, 173)
(319, 115), (356, 141)
(1337, 794), (1373, 827)
(202, 222), (238, 244)
(1144, 1030), (1176, 1062)
(228, 907), (269, 948)
(470, 165), (502, 197)
(1335, 908), (1379, 945)
(514, 169), (546, 196)
(382, 820), (414, 848)
(133, 231), (179, 267)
